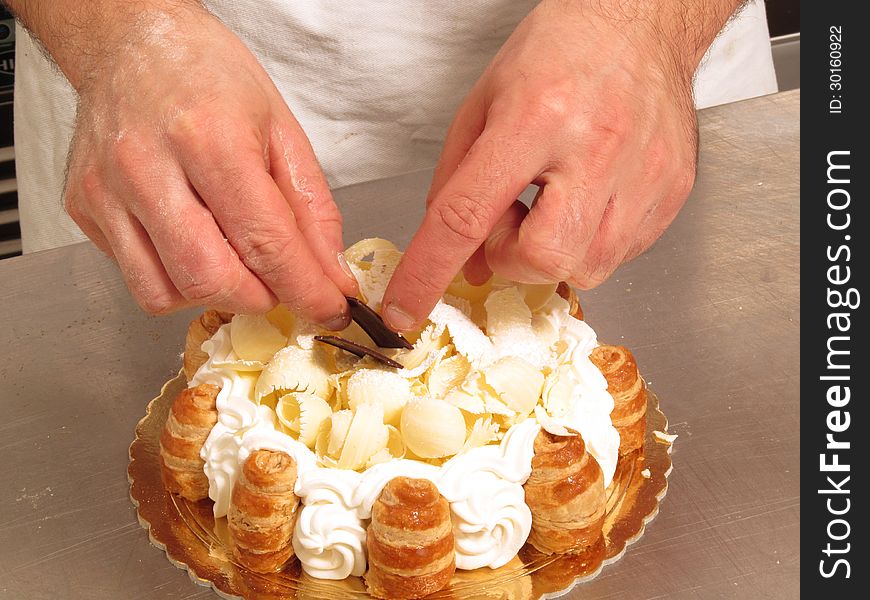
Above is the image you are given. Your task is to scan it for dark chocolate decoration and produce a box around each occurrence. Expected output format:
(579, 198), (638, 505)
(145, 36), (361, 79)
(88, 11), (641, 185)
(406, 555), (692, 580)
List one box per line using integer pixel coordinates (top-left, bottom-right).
(314, 335), (405, 369)
(346, 297), (413, 349)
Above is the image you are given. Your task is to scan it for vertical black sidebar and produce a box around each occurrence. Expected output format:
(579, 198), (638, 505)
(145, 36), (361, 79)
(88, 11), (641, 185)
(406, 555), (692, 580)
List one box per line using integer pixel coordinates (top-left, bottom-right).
(802, 2), (866, 597)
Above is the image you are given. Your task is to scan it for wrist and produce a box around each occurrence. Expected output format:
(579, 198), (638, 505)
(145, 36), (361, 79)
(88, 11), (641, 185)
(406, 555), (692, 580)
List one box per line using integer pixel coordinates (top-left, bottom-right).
(6, 0), (208, 91)
(645, 0), (746, 74)
(542, 0), (744, 82)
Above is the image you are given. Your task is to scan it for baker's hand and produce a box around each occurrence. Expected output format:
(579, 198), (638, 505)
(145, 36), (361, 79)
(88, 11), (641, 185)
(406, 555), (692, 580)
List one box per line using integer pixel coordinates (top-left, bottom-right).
(61, 6), (357, 326)
(382, 0), (738, 331)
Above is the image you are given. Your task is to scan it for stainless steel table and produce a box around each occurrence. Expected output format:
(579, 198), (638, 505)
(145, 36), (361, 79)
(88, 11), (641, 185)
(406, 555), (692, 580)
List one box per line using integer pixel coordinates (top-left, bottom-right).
(0, 90), (799, 599)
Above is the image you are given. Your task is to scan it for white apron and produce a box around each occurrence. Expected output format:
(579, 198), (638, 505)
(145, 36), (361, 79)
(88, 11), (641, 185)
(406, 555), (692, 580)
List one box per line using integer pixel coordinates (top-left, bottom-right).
(14, 0), (777, 253)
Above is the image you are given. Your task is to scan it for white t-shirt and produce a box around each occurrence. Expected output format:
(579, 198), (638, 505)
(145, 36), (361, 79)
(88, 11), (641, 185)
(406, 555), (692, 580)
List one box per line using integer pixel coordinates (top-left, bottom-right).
(13, 0), (777, 253)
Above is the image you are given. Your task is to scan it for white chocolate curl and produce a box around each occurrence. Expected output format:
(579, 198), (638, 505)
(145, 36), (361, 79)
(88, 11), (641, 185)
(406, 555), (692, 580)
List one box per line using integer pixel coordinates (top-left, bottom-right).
(229, 314), (287, 363)
(255, 344), (333, 402)
(346, 368), (411, 426)
(317, 405), (391, 470)
(400, 397), (467, 458)
(483, 356), (545, 415)
(276, 392), (333, 448)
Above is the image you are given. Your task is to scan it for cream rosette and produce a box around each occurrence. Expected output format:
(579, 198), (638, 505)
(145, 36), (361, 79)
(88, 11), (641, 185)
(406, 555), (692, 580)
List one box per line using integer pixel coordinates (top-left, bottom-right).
(293, 469), (367, 579)
(447, 474), (532, 570)
(200, 421), (242, 518)
(436, 420), (540, 570)
(293, 503), (367, 580)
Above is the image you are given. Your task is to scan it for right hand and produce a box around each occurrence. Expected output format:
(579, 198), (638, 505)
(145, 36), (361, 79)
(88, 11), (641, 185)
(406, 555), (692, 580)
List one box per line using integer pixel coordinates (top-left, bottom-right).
(63, 7), (357, 328)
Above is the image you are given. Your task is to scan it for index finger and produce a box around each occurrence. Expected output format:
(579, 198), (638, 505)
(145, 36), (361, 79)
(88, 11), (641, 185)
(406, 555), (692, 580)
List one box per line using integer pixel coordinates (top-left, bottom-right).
(381, 127), (544, 331)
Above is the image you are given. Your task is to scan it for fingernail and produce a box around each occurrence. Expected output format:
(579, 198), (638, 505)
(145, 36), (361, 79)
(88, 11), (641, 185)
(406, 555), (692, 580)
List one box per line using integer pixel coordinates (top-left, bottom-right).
(337, 252), (355, 280)
(323, 313), (350, 332)
(383, 303), (417, 332)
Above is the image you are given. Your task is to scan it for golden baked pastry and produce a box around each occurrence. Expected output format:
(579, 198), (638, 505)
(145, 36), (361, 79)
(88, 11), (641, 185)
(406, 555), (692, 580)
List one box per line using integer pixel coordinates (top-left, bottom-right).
(183, 309), (233, 380)
(523, 429), (606, 554)
(228, 449), (299, 573)
(556, 282), (583, 321)
(365, 477), (455, 599)
(590, 345), (646, 455)
(159, 383), (219, 501)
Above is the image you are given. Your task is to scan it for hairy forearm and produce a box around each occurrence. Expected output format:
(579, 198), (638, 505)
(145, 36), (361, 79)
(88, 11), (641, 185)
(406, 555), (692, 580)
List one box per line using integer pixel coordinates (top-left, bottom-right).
(566, 0), (747, 77)
(3, 0), (205, 89)
(649, 0), (747, 69)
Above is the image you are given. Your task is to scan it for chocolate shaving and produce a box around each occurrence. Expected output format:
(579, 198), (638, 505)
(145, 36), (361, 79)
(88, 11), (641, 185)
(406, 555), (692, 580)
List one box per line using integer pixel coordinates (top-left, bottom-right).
(314, 335), (405, 369)
(346, 297), (413, 349)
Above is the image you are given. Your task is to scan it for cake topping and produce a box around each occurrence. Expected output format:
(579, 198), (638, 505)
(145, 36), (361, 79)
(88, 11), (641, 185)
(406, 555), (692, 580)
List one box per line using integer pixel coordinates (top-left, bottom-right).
(275, 392), (332, 448)
(345, 368), (410, 426)
(229, 314), (289, 363)
(400, 398), (467, 459)
(255, 344), (333, 403)
(315, 404), (402, 470)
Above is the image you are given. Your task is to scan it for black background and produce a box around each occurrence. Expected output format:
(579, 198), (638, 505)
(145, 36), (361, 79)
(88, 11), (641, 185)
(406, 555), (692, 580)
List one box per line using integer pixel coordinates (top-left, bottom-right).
(766, 0), (800, 37)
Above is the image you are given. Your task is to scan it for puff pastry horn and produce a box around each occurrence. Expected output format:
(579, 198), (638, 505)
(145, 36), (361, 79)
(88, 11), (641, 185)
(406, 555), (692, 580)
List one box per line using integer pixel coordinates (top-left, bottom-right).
(556, 282), (583, 321)
(183, 309), (233, 380)
(524, 429), (605, 554)
(159, 383), (220, 501)
(590, 345), (646, 455)
(365, 477), (455, 599)
(228, 449), (299, 573)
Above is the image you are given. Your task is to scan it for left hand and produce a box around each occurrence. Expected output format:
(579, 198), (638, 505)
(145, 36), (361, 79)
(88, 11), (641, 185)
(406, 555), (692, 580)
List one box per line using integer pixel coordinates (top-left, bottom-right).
(382, 0), (719, 331)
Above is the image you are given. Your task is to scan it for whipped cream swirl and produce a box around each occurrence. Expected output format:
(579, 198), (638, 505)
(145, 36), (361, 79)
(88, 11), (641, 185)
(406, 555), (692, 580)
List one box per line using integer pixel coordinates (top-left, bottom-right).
(437, 419), (539, 569)
(293, 469), (367, 579)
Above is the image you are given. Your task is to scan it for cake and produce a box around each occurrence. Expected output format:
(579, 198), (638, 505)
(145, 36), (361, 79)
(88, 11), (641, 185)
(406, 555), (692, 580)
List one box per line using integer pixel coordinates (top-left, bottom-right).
(158, 238), (647, 599)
